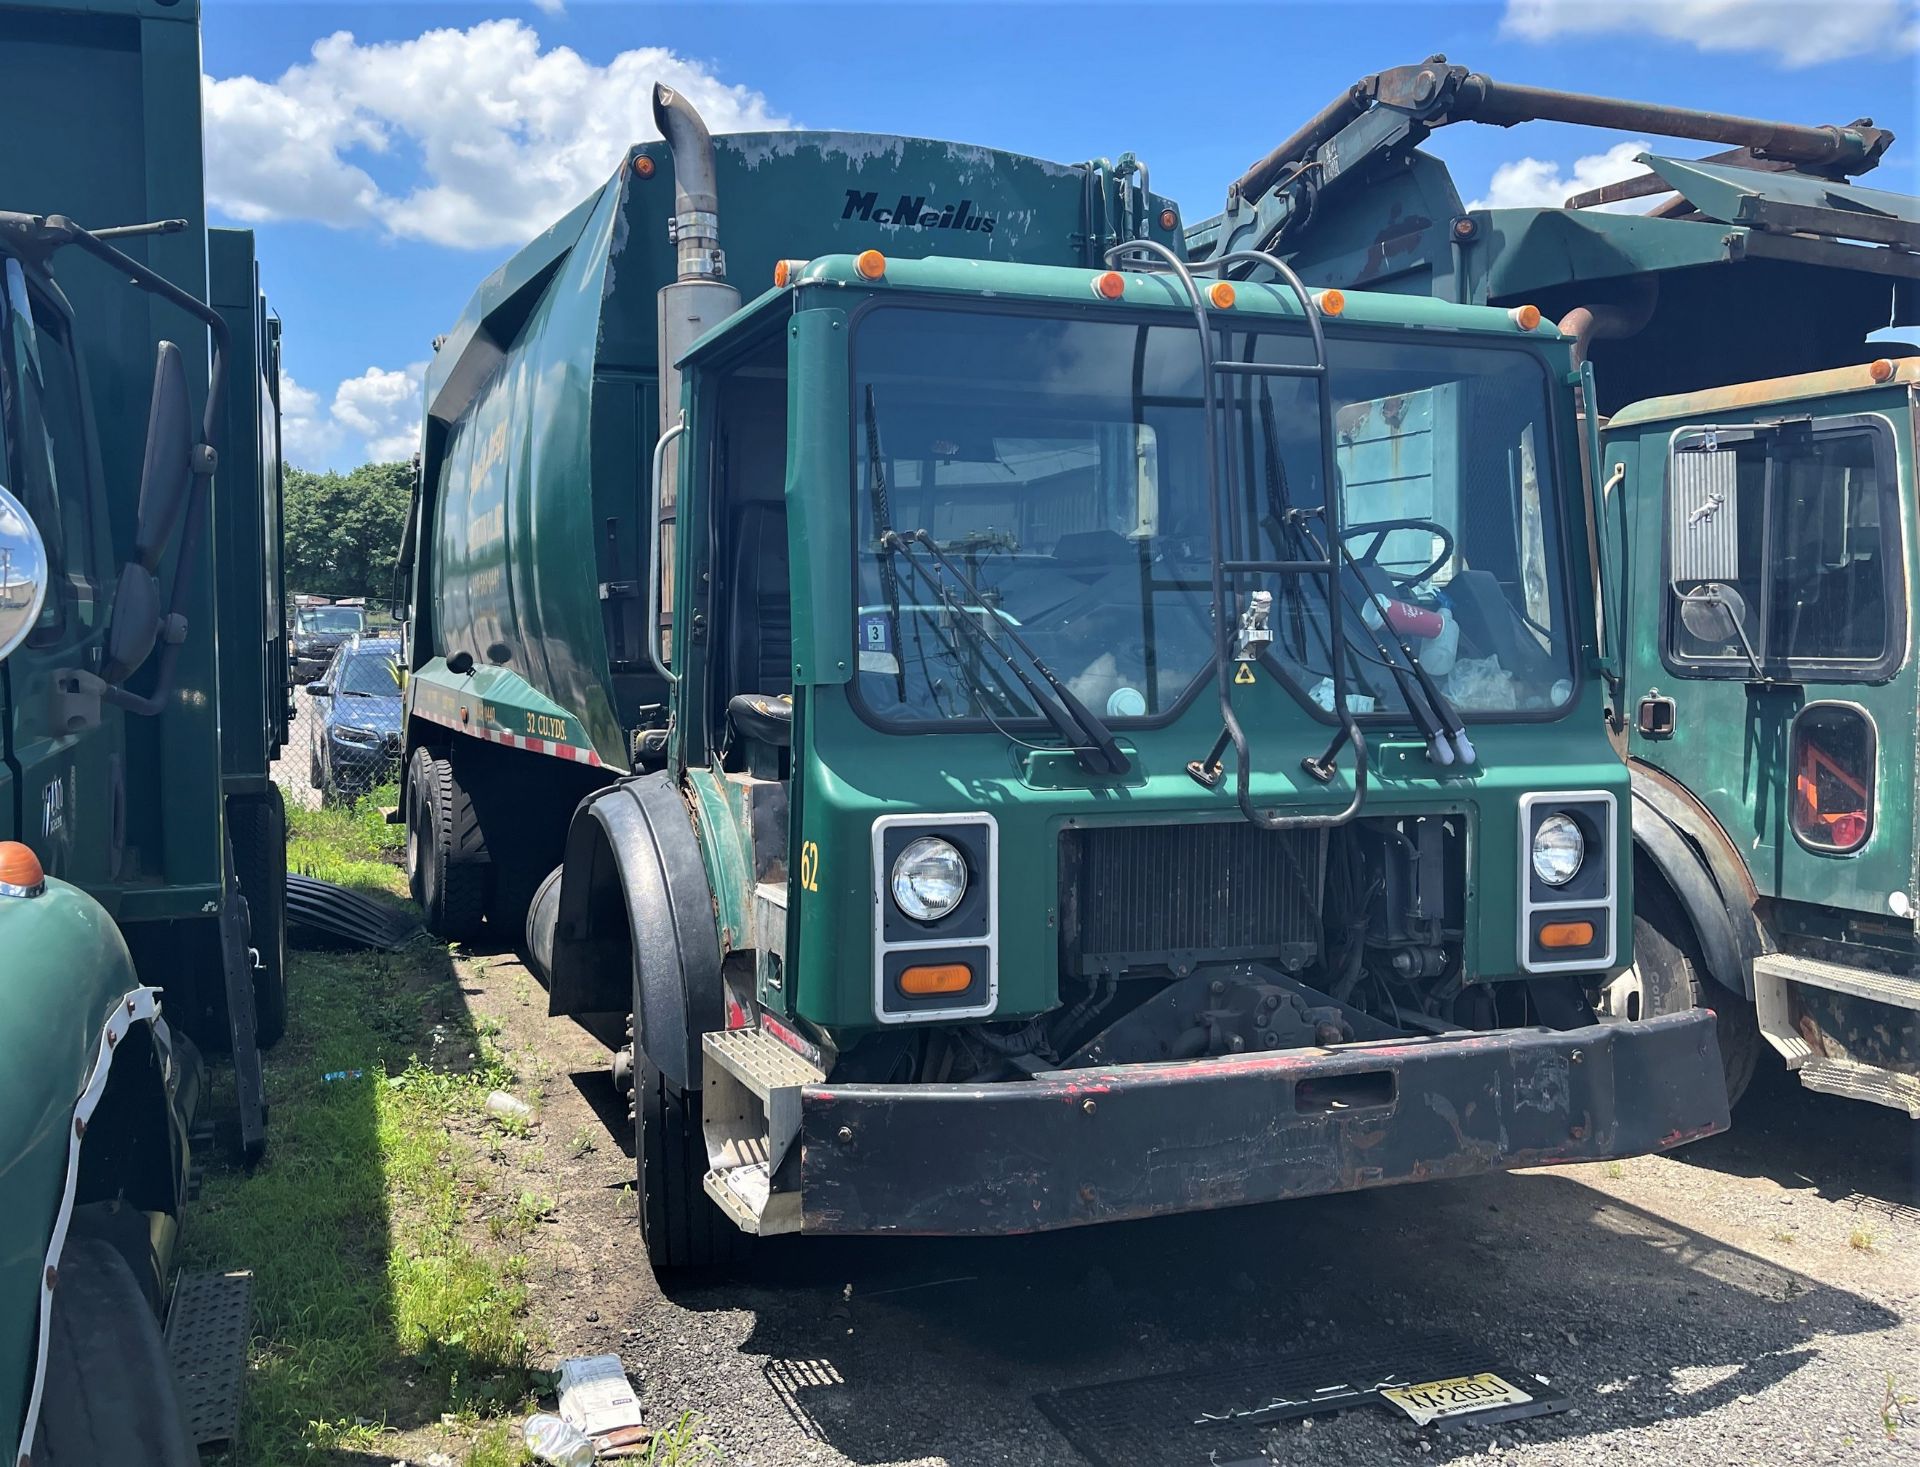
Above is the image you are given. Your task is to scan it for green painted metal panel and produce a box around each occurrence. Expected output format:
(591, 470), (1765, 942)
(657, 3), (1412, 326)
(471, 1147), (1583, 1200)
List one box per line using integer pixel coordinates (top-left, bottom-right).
(0, 877), (151, 1461)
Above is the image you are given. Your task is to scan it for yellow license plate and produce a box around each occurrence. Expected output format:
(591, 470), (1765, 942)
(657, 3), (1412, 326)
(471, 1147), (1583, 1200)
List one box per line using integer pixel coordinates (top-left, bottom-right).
(1380, 1372), (1533, 1425)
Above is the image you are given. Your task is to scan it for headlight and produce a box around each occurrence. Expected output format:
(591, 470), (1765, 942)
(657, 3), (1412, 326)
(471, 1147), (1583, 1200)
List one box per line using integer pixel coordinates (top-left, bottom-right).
(1532, 812), (1585, 886)
(333, 724), (381, 746)
(890, 836), (967, 922)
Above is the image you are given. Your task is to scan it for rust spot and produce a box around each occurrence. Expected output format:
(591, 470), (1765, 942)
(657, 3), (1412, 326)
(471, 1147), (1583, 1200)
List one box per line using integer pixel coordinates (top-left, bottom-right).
(43, 1266), (56, 1291)
(73, 1116), (85, 1139)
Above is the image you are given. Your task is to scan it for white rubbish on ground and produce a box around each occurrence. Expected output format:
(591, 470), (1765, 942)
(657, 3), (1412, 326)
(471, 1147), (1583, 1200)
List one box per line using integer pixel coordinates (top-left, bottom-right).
(485, 1090), (534, 1122)
(558, 1352), (645, 1436)
(522, 1413), (595, 1466)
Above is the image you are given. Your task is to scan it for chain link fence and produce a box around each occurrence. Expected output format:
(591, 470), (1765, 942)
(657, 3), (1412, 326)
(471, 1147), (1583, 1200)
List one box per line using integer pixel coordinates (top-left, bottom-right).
(271, 598), (404, 813)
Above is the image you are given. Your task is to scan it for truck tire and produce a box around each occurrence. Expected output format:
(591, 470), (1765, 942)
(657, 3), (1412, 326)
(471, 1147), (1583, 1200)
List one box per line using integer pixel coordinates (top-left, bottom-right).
(635, 1046), (745, 1275)
(1628, 881), (1761, 1107)
(28, 1237), (198, 1467)
(407, 745), (487, 943)
(230, 787), (290, 1049)
(523, 864), (564, 985)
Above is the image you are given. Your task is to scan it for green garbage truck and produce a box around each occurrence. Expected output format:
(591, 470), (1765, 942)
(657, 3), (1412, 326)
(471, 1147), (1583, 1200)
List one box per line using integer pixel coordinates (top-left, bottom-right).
(1185, 59), (1917, 1111)
(2, 0), (288, 1456)
(402, 84), (1728, 1270)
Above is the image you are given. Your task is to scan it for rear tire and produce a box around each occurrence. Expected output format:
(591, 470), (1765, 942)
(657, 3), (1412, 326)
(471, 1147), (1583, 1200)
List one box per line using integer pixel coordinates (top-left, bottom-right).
(29, 1238), (198, 1467)
(406, 745), (487, 943)
(230, 787), (290, 1049)
(523, 864), (564, 984)
(1630, 880), (1761, 1107)
(635, 1047), (745, 1275)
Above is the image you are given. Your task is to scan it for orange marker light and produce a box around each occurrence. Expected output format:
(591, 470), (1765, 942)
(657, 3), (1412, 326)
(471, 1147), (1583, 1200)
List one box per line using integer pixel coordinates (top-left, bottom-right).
(1315, 288), (1346, 317)
(1539, 921), (1595, 949)
(855, 249), (887, 281)
(1159, 207), (1178, 230)
(1869, 358), (1896, 383)
(0, 841), (45, 894)
(1092, 270), (1126, 300)
(1510, 303), (1542, 331)
(898, 963), (972, 996)
(1208, 280), (1237, 309)
(633, 155), (655, 179)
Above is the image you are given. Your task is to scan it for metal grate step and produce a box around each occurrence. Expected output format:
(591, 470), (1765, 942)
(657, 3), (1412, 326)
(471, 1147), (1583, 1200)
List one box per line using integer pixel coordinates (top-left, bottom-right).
(1755, 952), (1920, 1010)
(703, 1026), (825, 1099)
(165, 1268), (253, 1448)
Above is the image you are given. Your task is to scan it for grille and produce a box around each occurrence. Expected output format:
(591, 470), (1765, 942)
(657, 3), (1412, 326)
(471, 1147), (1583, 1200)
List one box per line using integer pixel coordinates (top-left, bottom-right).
(1061, 823), (1321, 975)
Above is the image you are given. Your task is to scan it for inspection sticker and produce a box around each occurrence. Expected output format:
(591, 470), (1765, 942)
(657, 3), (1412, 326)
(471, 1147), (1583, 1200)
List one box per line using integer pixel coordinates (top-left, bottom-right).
(858, 613), (900, 674)
(1380, 1372), (1533, 1426)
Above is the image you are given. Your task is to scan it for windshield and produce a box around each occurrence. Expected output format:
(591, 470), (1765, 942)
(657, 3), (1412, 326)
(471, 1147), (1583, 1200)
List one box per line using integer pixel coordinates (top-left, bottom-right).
(336, 649), (400, 696)
(300, 606), (364, 635)
(851, 306), (1575, 728)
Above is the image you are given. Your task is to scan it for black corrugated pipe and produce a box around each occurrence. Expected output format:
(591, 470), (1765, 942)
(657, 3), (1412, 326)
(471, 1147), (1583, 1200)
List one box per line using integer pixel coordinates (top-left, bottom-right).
(652, 82), (725, 284)
(1557, 277), (1661, 369)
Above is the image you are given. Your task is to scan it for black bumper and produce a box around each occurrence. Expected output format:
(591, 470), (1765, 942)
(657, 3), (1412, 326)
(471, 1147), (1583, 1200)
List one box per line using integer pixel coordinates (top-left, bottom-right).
(798, 1011), (1727, 1235)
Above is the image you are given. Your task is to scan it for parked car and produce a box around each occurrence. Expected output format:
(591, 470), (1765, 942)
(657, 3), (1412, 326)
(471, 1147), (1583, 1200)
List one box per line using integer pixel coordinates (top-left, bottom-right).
(289, 602), (368, 683)
(306, 636), (404, 803)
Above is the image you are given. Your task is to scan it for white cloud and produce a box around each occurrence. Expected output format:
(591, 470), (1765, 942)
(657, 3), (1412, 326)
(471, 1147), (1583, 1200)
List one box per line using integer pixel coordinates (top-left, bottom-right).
(204, 20), (793, 250)
(1470, 140), (1657, 211)
(1502, 0), (1918, 67)
(530, 0), (566, 14)
(280, 363), (426, 467)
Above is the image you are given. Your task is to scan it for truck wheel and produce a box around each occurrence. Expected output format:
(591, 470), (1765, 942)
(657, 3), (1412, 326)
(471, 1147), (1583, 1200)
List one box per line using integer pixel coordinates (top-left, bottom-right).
(28, 1237), (198, 1467)
(635, 1047), (745, 1274)
(1624, 883), (1761, 1107)
(523, 864), (564, 985)
(230, 787), (290, 1049)
(407, 745), (487, 942)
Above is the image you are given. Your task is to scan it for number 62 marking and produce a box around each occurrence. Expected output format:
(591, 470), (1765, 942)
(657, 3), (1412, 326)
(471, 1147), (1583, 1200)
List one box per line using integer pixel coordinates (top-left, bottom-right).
(798, 841), (821, 892)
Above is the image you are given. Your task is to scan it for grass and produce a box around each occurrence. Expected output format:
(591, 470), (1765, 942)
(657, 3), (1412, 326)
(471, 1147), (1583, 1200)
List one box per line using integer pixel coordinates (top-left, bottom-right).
(1885, 1373), (1918, 1439)
(183, 784), (543, 1465)
(1849, 1228), (1878, 1253)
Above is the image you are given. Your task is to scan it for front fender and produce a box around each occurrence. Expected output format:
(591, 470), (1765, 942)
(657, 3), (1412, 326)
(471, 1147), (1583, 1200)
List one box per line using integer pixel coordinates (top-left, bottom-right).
(550, 774), (724, 1090)
(1630, 761), (1771, 1000)
(0, 879), (188, 1461)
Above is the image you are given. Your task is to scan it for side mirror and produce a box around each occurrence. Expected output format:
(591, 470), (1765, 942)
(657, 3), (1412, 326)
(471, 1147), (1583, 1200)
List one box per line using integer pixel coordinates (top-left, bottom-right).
(103, 341), (195, 683)
(0, 483), (49, 662)
(304, 681), (328, 697)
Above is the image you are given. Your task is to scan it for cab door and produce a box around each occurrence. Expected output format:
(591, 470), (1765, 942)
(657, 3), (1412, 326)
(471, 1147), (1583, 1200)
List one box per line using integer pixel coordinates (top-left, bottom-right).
(1628, 410), (1911, 919)
(0, 256), (119, 885)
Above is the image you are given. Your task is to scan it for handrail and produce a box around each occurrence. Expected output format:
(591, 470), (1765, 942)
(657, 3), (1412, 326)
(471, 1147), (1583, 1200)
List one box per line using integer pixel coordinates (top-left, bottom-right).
(647, 413), (686, 685)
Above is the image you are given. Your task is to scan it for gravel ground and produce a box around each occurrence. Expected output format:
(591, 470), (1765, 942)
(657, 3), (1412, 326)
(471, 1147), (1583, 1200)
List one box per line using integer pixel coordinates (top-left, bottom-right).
(450, 947), (1918, 1467)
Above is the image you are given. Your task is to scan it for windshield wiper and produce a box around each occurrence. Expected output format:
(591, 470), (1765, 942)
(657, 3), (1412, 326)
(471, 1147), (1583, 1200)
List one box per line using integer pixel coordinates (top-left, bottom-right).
(881, 529), (1128, 776)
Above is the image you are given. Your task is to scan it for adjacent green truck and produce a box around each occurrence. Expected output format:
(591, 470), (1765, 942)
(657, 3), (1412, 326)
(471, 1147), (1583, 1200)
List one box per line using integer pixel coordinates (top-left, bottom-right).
(1186, 59), (1918, 1115)
(402, 83), (1728, 1270)
(2, 0), (287, 1457)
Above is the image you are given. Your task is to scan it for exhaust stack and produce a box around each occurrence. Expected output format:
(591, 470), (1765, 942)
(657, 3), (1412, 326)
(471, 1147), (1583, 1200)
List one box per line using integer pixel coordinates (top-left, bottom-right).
(650, 82), (741, 441)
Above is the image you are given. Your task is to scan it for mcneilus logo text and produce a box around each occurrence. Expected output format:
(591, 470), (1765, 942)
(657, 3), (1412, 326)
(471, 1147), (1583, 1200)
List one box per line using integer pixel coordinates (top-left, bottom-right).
(842, 190), (997, 234)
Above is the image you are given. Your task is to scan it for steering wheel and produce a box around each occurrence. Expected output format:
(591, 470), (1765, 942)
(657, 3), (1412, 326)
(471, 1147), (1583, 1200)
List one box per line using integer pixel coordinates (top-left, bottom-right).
(1339, 516), (1455, 591)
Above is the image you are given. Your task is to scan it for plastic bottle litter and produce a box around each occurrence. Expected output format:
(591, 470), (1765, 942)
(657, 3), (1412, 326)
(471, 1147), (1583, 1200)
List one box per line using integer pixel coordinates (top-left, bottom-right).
(522, 1413), (595, 1466)
(486, 1091), (534, 1122)
(321, 1069), (364, 1083)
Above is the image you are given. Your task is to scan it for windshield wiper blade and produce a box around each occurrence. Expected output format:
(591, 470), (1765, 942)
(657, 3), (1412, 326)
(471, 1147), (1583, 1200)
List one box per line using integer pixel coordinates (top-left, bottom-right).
(883, 529), (1128, 776)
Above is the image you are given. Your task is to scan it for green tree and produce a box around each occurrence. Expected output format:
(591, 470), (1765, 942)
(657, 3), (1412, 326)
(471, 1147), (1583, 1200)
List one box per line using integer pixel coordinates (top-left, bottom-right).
(283, 460), (414, 599)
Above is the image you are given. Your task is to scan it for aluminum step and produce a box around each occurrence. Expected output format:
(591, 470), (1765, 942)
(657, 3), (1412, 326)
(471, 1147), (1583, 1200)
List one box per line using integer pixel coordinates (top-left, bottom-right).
(165, 1268), (253, 1449)
(1798, 1057), (1920, 1118)
(1753, 951), (1920, 1009)
(701, 1028), (824, 1237)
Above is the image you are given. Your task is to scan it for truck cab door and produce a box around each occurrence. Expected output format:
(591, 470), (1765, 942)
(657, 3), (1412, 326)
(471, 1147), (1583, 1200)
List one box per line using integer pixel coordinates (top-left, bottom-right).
(1628, 409), (1911, 920)
(0, 256), (119, 884)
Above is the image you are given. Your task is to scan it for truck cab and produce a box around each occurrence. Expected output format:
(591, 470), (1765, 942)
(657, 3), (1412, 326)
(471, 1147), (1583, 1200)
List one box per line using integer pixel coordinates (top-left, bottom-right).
(1604, 359), (1920, 1115)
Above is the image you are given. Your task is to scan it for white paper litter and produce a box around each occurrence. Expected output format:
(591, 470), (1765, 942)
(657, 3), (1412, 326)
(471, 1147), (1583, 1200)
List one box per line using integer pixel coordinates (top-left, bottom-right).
(557, 1354), (644, 1436)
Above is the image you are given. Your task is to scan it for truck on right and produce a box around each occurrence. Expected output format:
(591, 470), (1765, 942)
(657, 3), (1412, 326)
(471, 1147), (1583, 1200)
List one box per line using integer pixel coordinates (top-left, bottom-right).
(1191, 59), (1918, 1111)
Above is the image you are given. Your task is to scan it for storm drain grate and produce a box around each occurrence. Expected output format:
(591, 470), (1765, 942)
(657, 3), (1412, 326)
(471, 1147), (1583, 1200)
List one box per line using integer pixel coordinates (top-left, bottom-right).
(166, 1268), (254, 1447)
(1033, 1330), (1567, 1467)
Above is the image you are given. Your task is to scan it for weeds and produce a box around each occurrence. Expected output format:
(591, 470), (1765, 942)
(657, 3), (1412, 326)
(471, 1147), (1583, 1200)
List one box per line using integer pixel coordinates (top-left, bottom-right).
(1884, 1374), (1918, 1438)
(1849, 1228), (1878, 1253)
(568, 1127), (598, 1159)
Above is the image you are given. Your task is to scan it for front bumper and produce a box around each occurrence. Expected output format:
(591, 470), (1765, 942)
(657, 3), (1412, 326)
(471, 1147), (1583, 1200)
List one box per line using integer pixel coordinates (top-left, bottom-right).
(326, 736), (399, 792)
(790, 1011), (1726, 1235)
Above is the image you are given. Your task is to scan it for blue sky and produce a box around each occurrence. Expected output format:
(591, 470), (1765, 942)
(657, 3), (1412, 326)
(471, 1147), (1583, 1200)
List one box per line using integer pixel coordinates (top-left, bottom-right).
(199, 0), (1919, 469)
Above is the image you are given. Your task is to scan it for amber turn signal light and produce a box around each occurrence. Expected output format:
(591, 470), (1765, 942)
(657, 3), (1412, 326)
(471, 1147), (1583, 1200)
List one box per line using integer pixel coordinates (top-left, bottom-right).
(1869, 358), (1896, 383)
(855, 249), (887, 280)
(0, 840), (46, 895)
(1091, 270), (1126, 300)
(1539, 921), (1595, 949)
(1510, 303), (1542, 331)
(1207, 280), (1236, 309)
(1159, 207), (1178, 230)
(774, 258), (810, 288)
(632, 155), (655, 179)
(898, 963), (972, 996)
(1315, 288), (1346, 317)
